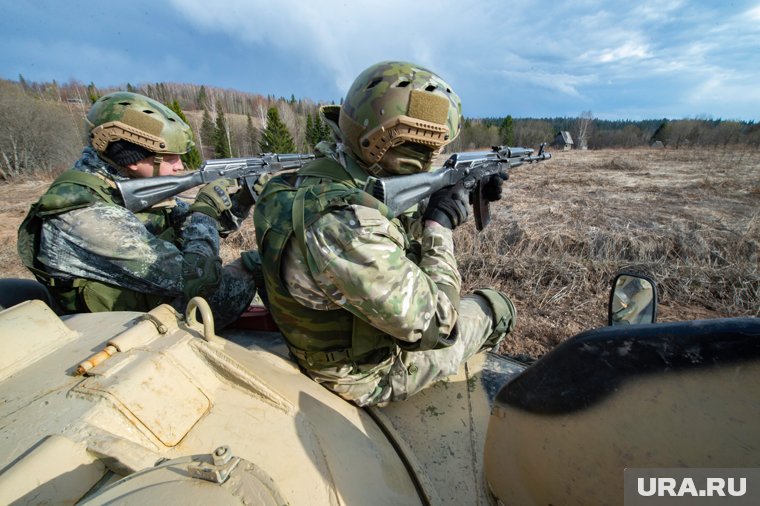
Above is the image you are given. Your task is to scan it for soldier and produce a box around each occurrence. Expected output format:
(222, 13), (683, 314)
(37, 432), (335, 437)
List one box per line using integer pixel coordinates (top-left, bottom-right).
(253, 61), (516, 406)
(18, 91), (256, 327)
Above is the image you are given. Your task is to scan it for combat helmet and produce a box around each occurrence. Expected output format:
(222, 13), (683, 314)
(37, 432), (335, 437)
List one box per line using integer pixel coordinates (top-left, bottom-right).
(86, 92), (194, 160)
(338, 61), (462, 174)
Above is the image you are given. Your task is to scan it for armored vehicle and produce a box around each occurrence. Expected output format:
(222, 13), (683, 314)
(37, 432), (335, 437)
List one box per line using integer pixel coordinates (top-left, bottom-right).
(0, 273), (758, 504)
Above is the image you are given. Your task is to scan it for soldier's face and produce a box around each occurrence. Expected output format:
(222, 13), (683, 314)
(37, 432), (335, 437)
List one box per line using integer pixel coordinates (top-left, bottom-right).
(127, 154), (184, 178)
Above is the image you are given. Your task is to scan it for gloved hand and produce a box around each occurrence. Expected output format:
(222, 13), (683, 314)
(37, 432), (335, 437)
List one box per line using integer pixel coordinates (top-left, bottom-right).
(189, 179), (235, 221)
(227, 173), (271, 220)
(252, 173), (272, 200)
(482, 173), (506, 202)
(423, 183), (469, 230)
(182, 252), (222, 300)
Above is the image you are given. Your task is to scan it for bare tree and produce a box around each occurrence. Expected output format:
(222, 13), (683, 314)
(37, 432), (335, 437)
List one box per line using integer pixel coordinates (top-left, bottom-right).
(573, 111), (594, 150)
(277, 101), (306, 151)
(0, 80), (83, 179)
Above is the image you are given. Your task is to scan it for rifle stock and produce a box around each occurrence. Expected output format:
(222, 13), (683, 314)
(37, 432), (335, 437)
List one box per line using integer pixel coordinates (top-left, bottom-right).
(117, 172), (207, 212)
(365, 168), (460, 217)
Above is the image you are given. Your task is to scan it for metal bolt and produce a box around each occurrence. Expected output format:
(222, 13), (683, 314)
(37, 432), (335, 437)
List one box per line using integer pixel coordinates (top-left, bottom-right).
(212, 445), (232, 465)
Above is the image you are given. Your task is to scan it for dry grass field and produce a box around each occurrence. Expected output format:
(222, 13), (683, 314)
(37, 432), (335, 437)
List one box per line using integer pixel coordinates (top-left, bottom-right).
(1, 147), (758, 358)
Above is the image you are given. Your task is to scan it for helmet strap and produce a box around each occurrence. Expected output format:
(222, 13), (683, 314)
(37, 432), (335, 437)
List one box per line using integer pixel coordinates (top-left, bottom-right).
(152, 154), (164, 177)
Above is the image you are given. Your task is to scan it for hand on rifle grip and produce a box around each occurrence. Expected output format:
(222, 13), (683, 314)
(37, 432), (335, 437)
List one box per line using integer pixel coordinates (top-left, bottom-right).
(252, 173), (272, 199)
(482, 173), (506, 202)
(423, 182), (469, 230)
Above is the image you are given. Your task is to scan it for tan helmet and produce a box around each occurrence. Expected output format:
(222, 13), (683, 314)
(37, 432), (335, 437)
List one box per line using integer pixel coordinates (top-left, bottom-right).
(86, 92), (194, 157)
(338, 61), (462, 173)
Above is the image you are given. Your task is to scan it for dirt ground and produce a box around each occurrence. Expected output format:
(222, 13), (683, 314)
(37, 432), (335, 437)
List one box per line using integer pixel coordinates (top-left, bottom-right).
(2, 147), (758, 359)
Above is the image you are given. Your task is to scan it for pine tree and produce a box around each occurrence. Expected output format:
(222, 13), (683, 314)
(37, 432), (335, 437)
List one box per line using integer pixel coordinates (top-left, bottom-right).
(50, 80), (61, 101)
(87, 82), (100, 104)
(314, 112), (332, 143)
(305, 113), (315, 147)
(651, 121), (671, 146)
(200, 108), (216, 160)
(197, 85), (208, 109)
(169, 100), (203, 169)
(500, 115), (515, 146)
(259, 107), (296, 153)
(213, 100), (232, 158)
(126, 83), (136, 93)
(246, 114), (258, 156)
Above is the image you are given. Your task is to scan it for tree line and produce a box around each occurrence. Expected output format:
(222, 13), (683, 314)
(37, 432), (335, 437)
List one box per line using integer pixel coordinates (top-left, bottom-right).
(2, 77), (758, 179)
(457, 114), (760, 152)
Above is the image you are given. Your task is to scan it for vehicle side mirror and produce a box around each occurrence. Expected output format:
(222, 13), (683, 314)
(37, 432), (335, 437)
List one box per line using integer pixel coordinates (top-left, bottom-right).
(608, 273), (657, 326)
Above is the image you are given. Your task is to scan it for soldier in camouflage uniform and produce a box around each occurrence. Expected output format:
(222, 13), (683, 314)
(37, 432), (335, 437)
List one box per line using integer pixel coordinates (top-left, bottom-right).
(253, 61), (516, 406)
(18, 92), (256, 327)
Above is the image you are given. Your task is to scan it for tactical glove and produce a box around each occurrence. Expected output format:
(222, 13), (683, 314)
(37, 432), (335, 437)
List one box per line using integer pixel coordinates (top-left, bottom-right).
(423, 183), (469, 230)
(189, 179), (235, 221)
(252, 173), (272, 201)
(226, 173), (270, 225)
(482, 173), (506, 202)
(182, 252), (222, 300)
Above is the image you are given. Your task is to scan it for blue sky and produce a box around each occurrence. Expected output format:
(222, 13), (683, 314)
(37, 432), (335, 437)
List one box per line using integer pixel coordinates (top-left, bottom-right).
(1, 0), (758, 121)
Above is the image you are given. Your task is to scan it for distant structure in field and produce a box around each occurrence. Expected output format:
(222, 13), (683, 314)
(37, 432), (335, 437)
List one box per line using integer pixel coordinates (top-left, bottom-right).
(553, 131), (574, 150)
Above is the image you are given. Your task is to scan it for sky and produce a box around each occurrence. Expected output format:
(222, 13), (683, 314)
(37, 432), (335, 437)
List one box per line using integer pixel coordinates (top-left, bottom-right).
(1, 0), (759, 121)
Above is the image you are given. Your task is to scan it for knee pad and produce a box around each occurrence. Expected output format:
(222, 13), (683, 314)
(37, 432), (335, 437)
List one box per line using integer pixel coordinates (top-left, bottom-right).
(473, 288), (516, 338)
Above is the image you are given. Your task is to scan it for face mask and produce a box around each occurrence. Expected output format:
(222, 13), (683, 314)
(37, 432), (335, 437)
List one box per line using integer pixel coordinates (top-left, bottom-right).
(377, 144), (436, 175)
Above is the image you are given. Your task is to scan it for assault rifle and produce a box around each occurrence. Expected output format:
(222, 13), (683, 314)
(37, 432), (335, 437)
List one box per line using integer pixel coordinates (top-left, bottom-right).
(365, 143), (551, 230)
(116, 153), (315, 212)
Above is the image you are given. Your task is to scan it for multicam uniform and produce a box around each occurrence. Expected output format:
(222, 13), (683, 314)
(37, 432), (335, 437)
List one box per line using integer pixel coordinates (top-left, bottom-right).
(254, 143), (515, 406)
(19, 147), (255, 327)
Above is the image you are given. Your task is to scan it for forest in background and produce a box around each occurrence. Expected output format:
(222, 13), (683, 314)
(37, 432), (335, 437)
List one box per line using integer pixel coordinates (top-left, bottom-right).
(1, 77), (759, 179)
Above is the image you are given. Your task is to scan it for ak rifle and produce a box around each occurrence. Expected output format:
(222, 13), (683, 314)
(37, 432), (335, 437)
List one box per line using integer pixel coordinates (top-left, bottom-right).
(365, 143), (551, 230)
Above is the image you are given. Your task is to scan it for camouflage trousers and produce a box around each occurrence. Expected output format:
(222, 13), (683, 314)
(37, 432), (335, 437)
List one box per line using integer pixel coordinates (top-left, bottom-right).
(307, 293), (515, 407)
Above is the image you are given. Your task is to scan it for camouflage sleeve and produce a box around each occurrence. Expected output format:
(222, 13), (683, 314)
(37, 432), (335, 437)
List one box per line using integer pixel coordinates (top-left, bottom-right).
(38, 202), (218, 296)
(181, 212), (221, 258)
(301, 204), (460, 343)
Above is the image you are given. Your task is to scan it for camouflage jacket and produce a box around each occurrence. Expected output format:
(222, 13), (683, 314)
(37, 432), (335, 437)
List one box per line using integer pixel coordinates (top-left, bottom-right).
(22, 147), (220, 310)
(254, 143), (461, 364)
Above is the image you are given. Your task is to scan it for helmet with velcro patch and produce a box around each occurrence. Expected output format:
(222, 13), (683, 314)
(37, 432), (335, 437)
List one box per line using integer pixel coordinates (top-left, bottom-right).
(338, 61), (462, 169)
(86, 92), (194, 158)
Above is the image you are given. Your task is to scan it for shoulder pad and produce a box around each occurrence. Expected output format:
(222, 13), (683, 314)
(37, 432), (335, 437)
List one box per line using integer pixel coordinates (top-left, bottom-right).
(36, 171), (114, 216)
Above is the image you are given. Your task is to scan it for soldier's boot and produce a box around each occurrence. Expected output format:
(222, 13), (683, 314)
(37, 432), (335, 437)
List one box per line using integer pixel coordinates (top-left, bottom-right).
(473, 288), (516, 351)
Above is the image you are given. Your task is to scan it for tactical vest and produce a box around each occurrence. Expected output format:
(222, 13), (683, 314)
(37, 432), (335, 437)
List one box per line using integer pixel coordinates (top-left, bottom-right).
(253, 156), (402, 368)
(17, 170), (176, 313)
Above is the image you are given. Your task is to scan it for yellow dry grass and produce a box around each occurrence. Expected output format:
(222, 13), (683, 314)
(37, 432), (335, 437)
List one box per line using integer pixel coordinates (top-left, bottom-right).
(454, 147), (759, 356)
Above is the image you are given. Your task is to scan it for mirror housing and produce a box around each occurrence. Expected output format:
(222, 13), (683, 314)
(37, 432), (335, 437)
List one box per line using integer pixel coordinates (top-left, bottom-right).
(608, 272), (657, 326)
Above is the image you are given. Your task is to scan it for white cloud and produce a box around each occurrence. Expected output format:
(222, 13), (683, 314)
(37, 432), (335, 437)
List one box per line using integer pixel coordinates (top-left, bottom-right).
(743, 4), (760, 21)
(580, 42), (652, 64)
(166, 0), (490, 93)
(498, 69), (598, 98)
